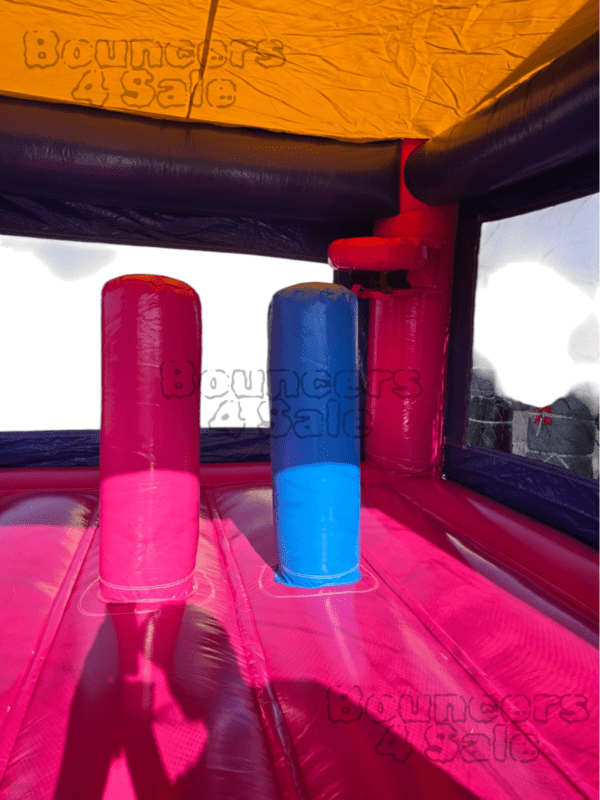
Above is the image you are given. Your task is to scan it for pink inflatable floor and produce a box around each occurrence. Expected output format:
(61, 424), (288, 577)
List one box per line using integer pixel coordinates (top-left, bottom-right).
(0, 464), (597, 799)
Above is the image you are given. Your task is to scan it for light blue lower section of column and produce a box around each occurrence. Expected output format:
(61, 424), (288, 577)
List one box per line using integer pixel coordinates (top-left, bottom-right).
(273, 462), (361, 587)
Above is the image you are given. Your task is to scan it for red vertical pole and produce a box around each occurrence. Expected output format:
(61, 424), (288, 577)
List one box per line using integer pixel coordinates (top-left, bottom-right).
(365, 140), (458, 475)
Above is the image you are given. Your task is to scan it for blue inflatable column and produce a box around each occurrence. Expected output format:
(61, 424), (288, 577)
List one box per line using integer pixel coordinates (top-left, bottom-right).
(269, 283), (361, 587)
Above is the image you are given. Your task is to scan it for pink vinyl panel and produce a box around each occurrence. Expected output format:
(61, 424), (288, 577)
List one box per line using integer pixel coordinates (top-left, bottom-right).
(0, 491), (280, 800)
(208, 478), (598, 800)
(0, 472), (597, 800)
(0, 492), (99, 779)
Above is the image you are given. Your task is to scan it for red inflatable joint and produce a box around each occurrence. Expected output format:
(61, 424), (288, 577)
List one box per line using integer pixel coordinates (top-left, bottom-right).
(350, 284), (393, 300)
(328, 235), (440, 272)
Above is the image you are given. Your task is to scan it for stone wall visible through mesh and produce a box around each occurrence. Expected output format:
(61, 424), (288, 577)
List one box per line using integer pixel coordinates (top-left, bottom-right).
(468, 371), (599, 480)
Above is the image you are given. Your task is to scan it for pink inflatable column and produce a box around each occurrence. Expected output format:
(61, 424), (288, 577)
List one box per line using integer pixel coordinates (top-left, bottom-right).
(99, 274), (202, 603)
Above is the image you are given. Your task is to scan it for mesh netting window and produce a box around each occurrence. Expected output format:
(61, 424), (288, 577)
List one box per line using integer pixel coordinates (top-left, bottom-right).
(469, 193), (599, 479)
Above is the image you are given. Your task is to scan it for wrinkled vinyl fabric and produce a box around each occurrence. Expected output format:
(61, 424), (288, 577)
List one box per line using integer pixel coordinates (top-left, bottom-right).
(404, 32), (599, 204)
(0, 0), (596, 140)
(0, 466), (597, 799)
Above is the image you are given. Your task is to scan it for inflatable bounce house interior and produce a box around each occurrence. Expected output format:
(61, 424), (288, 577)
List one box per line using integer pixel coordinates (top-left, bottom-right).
(0, 1), (598, 798)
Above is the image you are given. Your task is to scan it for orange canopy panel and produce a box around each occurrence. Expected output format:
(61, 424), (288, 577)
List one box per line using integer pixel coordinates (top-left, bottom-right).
(1, 0), (597, 141)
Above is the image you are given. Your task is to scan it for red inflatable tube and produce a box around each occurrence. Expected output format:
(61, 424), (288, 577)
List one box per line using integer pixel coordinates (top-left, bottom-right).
(365, 139), (458, 474)
(99, 275), (202, 603)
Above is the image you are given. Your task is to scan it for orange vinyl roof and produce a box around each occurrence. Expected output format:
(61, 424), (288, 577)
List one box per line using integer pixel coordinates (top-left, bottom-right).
(1, 0), (597, 141)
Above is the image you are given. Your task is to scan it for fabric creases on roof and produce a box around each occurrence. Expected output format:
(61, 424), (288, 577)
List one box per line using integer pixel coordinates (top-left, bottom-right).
(1, 0), (596, 141)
